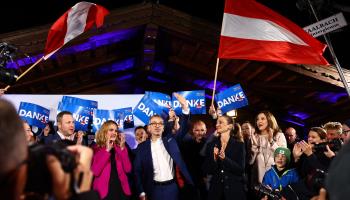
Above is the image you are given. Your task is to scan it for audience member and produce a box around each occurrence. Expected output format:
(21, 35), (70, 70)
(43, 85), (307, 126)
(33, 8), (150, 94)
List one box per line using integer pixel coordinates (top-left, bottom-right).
(203, 115), (246, 200)
(0, 99), (98, 200)
(250, 111), (287, 185)
(43, 111), (75, 144)
(92, 120), (132, 200)
(23, 121), (35, 144)
(341, 119), (350, 144)
(262, 147), (299, 191)
(285, 127), (300, 150)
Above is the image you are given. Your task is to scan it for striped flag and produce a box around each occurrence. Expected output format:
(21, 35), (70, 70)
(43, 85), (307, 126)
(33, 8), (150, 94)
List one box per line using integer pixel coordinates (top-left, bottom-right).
(218, 0), (329, 65)
(44, 2), (109, 59)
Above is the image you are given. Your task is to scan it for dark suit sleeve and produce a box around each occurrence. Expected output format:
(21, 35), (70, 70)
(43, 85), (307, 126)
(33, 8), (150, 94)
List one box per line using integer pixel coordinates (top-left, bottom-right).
(164, 112), (190, 143)
(133, 145), (145, 195)
(222, 141), (245, 175)
(174, 113), (190, 142)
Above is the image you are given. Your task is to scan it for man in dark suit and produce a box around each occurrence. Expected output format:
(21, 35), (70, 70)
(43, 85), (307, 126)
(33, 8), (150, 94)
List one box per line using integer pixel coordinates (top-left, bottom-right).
(134, 94), (193, 200)
(42, 111), (75, 144)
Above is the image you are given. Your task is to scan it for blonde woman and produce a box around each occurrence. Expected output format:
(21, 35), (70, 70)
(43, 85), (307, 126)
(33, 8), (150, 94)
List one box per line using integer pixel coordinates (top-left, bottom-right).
(249, 111), (287, 186)
(91, 120), (131, 200)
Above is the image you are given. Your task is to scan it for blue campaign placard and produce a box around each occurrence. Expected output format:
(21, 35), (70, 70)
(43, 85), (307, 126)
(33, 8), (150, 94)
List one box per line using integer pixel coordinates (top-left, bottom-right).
(114, 107), (134, 130)
(58, 104), (92, 131)
(92, 109), (116, 132)
(172, 90), (206, 115)
(145, 91), (172, 113)
(62, 96), (98, 109)
(133, 95), (166, 124)
(18, 102), (50, 128)
(215, 84), (249, 114)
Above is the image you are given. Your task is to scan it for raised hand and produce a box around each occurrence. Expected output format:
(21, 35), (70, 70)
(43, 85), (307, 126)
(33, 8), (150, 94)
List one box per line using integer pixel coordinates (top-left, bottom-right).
(299, 140), (313, 156)
(106, 139), (114, 151)
(168, 108), (177, 121)
(174, 93), (189, 112)
(324, 145), (335, 158)
(213, 146), (219, 161)
(293, 142), (303, 162)
(219, 149), (225, 160)
(118, 133), (126, 150)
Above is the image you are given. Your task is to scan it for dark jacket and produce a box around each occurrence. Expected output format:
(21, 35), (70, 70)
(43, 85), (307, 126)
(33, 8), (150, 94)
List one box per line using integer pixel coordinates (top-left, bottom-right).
(203, 136), (246, 200)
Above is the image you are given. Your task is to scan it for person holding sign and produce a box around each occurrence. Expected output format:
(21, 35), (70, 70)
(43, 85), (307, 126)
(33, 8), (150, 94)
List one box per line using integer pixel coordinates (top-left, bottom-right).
(249, 111), (287, 187)
(91, 120), (132, 200)
(203, 115), (246, 200)
(133, 93), (193, 200)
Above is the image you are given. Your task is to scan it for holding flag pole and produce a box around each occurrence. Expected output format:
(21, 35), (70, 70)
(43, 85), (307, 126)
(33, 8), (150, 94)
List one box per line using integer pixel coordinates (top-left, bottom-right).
(211, 0), (331, 101)
(3, 57), (44, 91)
(1, 2), (109, 91)
(306, 0), (350, 98)
(211, 58), (220, 106)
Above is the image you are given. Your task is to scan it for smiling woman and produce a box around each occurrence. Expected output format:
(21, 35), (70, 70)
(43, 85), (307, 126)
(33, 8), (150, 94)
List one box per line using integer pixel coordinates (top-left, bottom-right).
(249, 111), (287, 186)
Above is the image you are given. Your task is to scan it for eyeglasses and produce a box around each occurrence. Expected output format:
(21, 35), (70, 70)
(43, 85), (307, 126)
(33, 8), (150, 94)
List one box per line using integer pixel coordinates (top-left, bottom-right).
(343, 130), (350, 134)
(149, 122), (164, 127)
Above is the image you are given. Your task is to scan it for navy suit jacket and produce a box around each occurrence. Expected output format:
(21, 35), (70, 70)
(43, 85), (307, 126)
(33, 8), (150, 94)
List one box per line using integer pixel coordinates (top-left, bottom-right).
(134, 134), (193, 197)
(39, 132), (62, 144)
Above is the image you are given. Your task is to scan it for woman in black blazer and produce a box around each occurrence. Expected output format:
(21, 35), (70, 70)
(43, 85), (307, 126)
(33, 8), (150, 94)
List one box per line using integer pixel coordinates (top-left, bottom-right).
(203, 115), (246, 200)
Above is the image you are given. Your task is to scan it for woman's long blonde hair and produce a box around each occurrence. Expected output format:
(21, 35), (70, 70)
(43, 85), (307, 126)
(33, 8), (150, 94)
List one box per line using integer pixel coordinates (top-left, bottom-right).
(95, 120), (118, 148)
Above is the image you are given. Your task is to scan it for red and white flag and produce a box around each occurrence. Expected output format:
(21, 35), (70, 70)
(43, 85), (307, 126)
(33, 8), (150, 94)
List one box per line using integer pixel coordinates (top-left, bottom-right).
(218, 0), (329, 65)
(44, 2), (109, 59)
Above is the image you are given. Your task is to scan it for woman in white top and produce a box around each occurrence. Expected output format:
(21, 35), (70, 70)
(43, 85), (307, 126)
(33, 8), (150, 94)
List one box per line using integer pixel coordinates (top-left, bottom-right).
(249, 111), (287, 186)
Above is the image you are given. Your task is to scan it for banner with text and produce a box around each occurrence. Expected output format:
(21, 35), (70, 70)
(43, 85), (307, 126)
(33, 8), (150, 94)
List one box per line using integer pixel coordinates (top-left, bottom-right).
(172, 90), (206, 115)
(92, 109), (116, 132)
(145, 91), (172, 113)
(114, 107), (134, 130)
(58, 103), (92, 131)
(18, 102), (50, 128)
(304, 12), (347, 38)
(215, 84), (248, 114)
(62, 96), (98, 109)
(133, 95), (166, 124)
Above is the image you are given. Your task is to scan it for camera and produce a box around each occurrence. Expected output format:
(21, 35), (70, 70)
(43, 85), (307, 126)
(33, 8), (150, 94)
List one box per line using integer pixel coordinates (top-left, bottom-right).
(0, 42), (19, 85)
(25, 141), (77, 195)
(313, 138), (342, 152)
(254, 184), (282, 200)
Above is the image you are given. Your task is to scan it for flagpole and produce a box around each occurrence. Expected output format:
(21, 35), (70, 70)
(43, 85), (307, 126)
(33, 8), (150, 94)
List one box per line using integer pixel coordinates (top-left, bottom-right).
(2, 56), (44, 91)
(307, 0), (350, 98)
(211, 58), (220, 106)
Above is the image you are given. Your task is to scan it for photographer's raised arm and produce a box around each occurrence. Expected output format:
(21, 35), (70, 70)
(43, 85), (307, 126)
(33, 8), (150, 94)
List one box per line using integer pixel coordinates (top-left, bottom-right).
(47, 145), (99, 200)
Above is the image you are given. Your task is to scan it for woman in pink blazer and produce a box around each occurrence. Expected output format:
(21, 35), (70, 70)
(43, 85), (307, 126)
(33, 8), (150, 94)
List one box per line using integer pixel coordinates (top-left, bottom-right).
(92, 120), (132, 200)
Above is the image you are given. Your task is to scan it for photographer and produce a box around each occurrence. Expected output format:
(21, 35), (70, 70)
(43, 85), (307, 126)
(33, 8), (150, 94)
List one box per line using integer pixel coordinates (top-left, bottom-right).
(0, 99), (99, 200)
(292, 127), (334, 197)
(323, 122), (343, 152)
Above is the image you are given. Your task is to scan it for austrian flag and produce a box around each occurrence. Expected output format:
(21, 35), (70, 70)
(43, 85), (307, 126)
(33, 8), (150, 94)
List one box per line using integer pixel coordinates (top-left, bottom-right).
(44, 2), (109, 59)
(218, 0), (329, 65)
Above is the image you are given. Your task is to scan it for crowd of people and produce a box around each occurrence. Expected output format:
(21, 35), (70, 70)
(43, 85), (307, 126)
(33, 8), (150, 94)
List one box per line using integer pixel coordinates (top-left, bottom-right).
(1, 95), (350, 200)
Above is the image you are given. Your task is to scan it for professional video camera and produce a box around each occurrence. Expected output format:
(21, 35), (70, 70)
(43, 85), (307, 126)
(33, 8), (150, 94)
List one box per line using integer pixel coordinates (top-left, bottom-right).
(0, 42), (19, 85)
(313, 138), (342, 152)
(25, 141), (77, 195)
(254, 184), (283, 200)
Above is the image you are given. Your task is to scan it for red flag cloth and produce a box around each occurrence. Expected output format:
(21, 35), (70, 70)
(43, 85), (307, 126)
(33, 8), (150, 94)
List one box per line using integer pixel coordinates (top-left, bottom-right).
(44, 2), (109, 59)
(218, 0), (329, 65)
